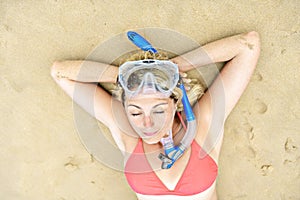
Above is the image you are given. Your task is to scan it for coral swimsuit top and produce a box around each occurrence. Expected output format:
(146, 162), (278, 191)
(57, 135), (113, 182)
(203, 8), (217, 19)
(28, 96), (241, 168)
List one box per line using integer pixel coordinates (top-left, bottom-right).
(124, 139), (218, 196)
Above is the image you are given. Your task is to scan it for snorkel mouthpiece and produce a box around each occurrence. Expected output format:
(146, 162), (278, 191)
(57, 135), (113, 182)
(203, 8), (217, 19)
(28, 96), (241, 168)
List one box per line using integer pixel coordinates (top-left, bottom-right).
(159, 132), (180, 169)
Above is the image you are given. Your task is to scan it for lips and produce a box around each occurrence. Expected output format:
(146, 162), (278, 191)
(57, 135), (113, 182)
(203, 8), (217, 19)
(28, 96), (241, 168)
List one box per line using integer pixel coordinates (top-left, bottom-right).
(143, 131), (158, 136)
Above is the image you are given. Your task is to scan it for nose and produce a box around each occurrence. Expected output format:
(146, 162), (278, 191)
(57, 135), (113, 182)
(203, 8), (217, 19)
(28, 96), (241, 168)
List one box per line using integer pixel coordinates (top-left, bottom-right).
(143, 115), (153, 128)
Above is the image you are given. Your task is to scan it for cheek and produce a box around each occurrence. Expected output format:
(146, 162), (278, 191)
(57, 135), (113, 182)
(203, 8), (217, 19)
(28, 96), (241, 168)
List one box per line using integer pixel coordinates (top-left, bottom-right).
(127, 116), (142, 127)
(153, 114), (166, 121)
(154, 113), (174, 130)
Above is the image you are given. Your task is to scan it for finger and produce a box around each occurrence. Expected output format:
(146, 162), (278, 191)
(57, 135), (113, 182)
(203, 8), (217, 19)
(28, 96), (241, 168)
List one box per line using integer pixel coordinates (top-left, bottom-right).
(183, 78), (191, 83)
(180, 72), (187, 78)
(185, 86), (191, 91)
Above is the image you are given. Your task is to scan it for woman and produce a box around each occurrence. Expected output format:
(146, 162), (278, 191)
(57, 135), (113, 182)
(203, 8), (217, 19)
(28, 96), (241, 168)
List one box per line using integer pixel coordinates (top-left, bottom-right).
(51, 31), (260, 200)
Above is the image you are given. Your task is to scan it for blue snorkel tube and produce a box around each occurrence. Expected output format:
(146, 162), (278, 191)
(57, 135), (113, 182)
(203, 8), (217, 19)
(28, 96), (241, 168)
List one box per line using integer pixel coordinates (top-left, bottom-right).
(159, 83), (197, 169)
(126, 31), (197, 169)
(127, 31), (158, 54)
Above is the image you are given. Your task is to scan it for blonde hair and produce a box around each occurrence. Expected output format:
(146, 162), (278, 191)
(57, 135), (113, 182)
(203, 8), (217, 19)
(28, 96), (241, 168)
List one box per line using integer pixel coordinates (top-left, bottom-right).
(111, 51), (205, 111)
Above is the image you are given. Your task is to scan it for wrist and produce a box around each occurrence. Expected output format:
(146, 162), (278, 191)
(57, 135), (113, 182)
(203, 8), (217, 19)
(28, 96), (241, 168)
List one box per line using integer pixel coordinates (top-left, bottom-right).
(101, 65), (119, 83)
(171, 56), (192, 72)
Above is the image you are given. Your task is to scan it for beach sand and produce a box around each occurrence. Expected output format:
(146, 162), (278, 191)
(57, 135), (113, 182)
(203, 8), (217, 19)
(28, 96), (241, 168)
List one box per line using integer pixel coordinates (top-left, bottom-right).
(1, 0), (299, 199)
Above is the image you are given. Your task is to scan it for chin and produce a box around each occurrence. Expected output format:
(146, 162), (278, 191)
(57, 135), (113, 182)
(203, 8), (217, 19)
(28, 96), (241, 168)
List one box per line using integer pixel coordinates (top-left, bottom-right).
(141, 134), (163, 144)
(142, 138), (160, 145)
(135, 127), (170, 145)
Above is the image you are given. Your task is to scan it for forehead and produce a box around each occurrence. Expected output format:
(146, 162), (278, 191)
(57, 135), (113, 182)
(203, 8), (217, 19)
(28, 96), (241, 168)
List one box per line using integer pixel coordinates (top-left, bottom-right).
(125, 95), (172, 108)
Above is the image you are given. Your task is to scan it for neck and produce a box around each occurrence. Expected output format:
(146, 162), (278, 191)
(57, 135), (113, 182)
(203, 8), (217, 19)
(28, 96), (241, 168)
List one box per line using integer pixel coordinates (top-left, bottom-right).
(172, 121), (182, 136)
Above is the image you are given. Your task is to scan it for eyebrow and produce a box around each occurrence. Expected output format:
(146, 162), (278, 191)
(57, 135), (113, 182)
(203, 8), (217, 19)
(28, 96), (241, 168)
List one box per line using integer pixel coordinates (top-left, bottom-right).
(127, 103), (168, 110)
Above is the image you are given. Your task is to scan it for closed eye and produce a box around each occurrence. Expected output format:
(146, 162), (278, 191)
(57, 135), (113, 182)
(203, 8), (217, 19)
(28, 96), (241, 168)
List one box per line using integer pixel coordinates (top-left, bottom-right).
(131, 113), (142, 117)
(154, 111), (165, 114)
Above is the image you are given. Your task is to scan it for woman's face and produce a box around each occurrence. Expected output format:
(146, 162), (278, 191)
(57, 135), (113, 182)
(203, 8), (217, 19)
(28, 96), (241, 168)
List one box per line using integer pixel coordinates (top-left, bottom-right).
(124, 94), (177, 144)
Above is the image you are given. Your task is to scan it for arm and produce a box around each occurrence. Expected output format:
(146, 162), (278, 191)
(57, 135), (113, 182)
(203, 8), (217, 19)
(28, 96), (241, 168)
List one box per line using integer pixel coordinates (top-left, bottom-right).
(51, 60), (135, 152)
(51, 60), (119, 83)
(173, 31), (261, 119)
(50, 60), (119, 134)
(175, 31), (260, 157)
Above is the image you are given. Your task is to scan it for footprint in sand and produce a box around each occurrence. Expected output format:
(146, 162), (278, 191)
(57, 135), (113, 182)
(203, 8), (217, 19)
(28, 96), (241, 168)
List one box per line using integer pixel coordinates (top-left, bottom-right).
(233, 121), (254, 140)
(64, 156), (80, 171)
(283, 137), (299, 166)
(260, 164), (273, 176)
(64, 155), (94, 171)
(252, 72), (263, 81)
(64, 161), (79, 171)
(252, 98), (268, 114)
(284, 137), (298, 153)
(232, 120), (256, 158)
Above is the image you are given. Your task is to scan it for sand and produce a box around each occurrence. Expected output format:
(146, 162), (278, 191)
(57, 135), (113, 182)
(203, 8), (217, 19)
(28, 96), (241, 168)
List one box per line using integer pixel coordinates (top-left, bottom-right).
(1, 0), (299, 199)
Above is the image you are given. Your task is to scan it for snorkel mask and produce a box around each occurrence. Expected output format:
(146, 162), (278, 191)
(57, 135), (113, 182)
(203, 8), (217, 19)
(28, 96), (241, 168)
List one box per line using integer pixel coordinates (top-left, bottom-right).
(120, 31), (197, 169)
(118, 59), (179, 98)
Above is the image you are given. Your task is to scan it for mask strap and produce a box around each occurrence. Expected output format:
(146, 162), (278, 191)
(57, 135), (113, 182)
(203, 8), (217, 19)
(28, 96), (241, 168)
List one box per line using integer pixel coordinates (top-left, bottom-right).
(176, 111), (187, 131)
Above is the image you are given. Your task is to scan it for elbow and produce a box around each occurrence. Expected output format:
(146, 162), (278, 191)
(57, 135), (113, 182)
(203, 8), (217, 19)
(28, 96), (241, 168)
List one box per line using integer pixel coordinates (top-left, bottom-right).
(247, 31), (260, 41)
(50, 62), (58, 78)
(244, 31), (261, 52)
(50, 61), (62, 80)
(248, 31), (260, 45)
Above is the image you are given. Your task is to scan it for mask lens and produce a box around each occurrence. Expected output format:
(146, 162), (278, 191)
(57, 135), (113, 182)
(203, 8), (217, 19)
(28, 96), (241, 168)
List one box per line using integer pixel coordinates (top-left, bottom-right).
(119, 59), (179, 97)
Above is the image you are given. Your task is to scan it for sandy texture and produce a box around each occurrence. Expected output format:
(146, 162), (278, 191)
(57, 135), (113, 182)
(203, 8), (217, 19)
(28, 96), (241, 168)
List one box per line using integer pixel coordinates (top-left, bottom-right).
(1, 0), (300, 199)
